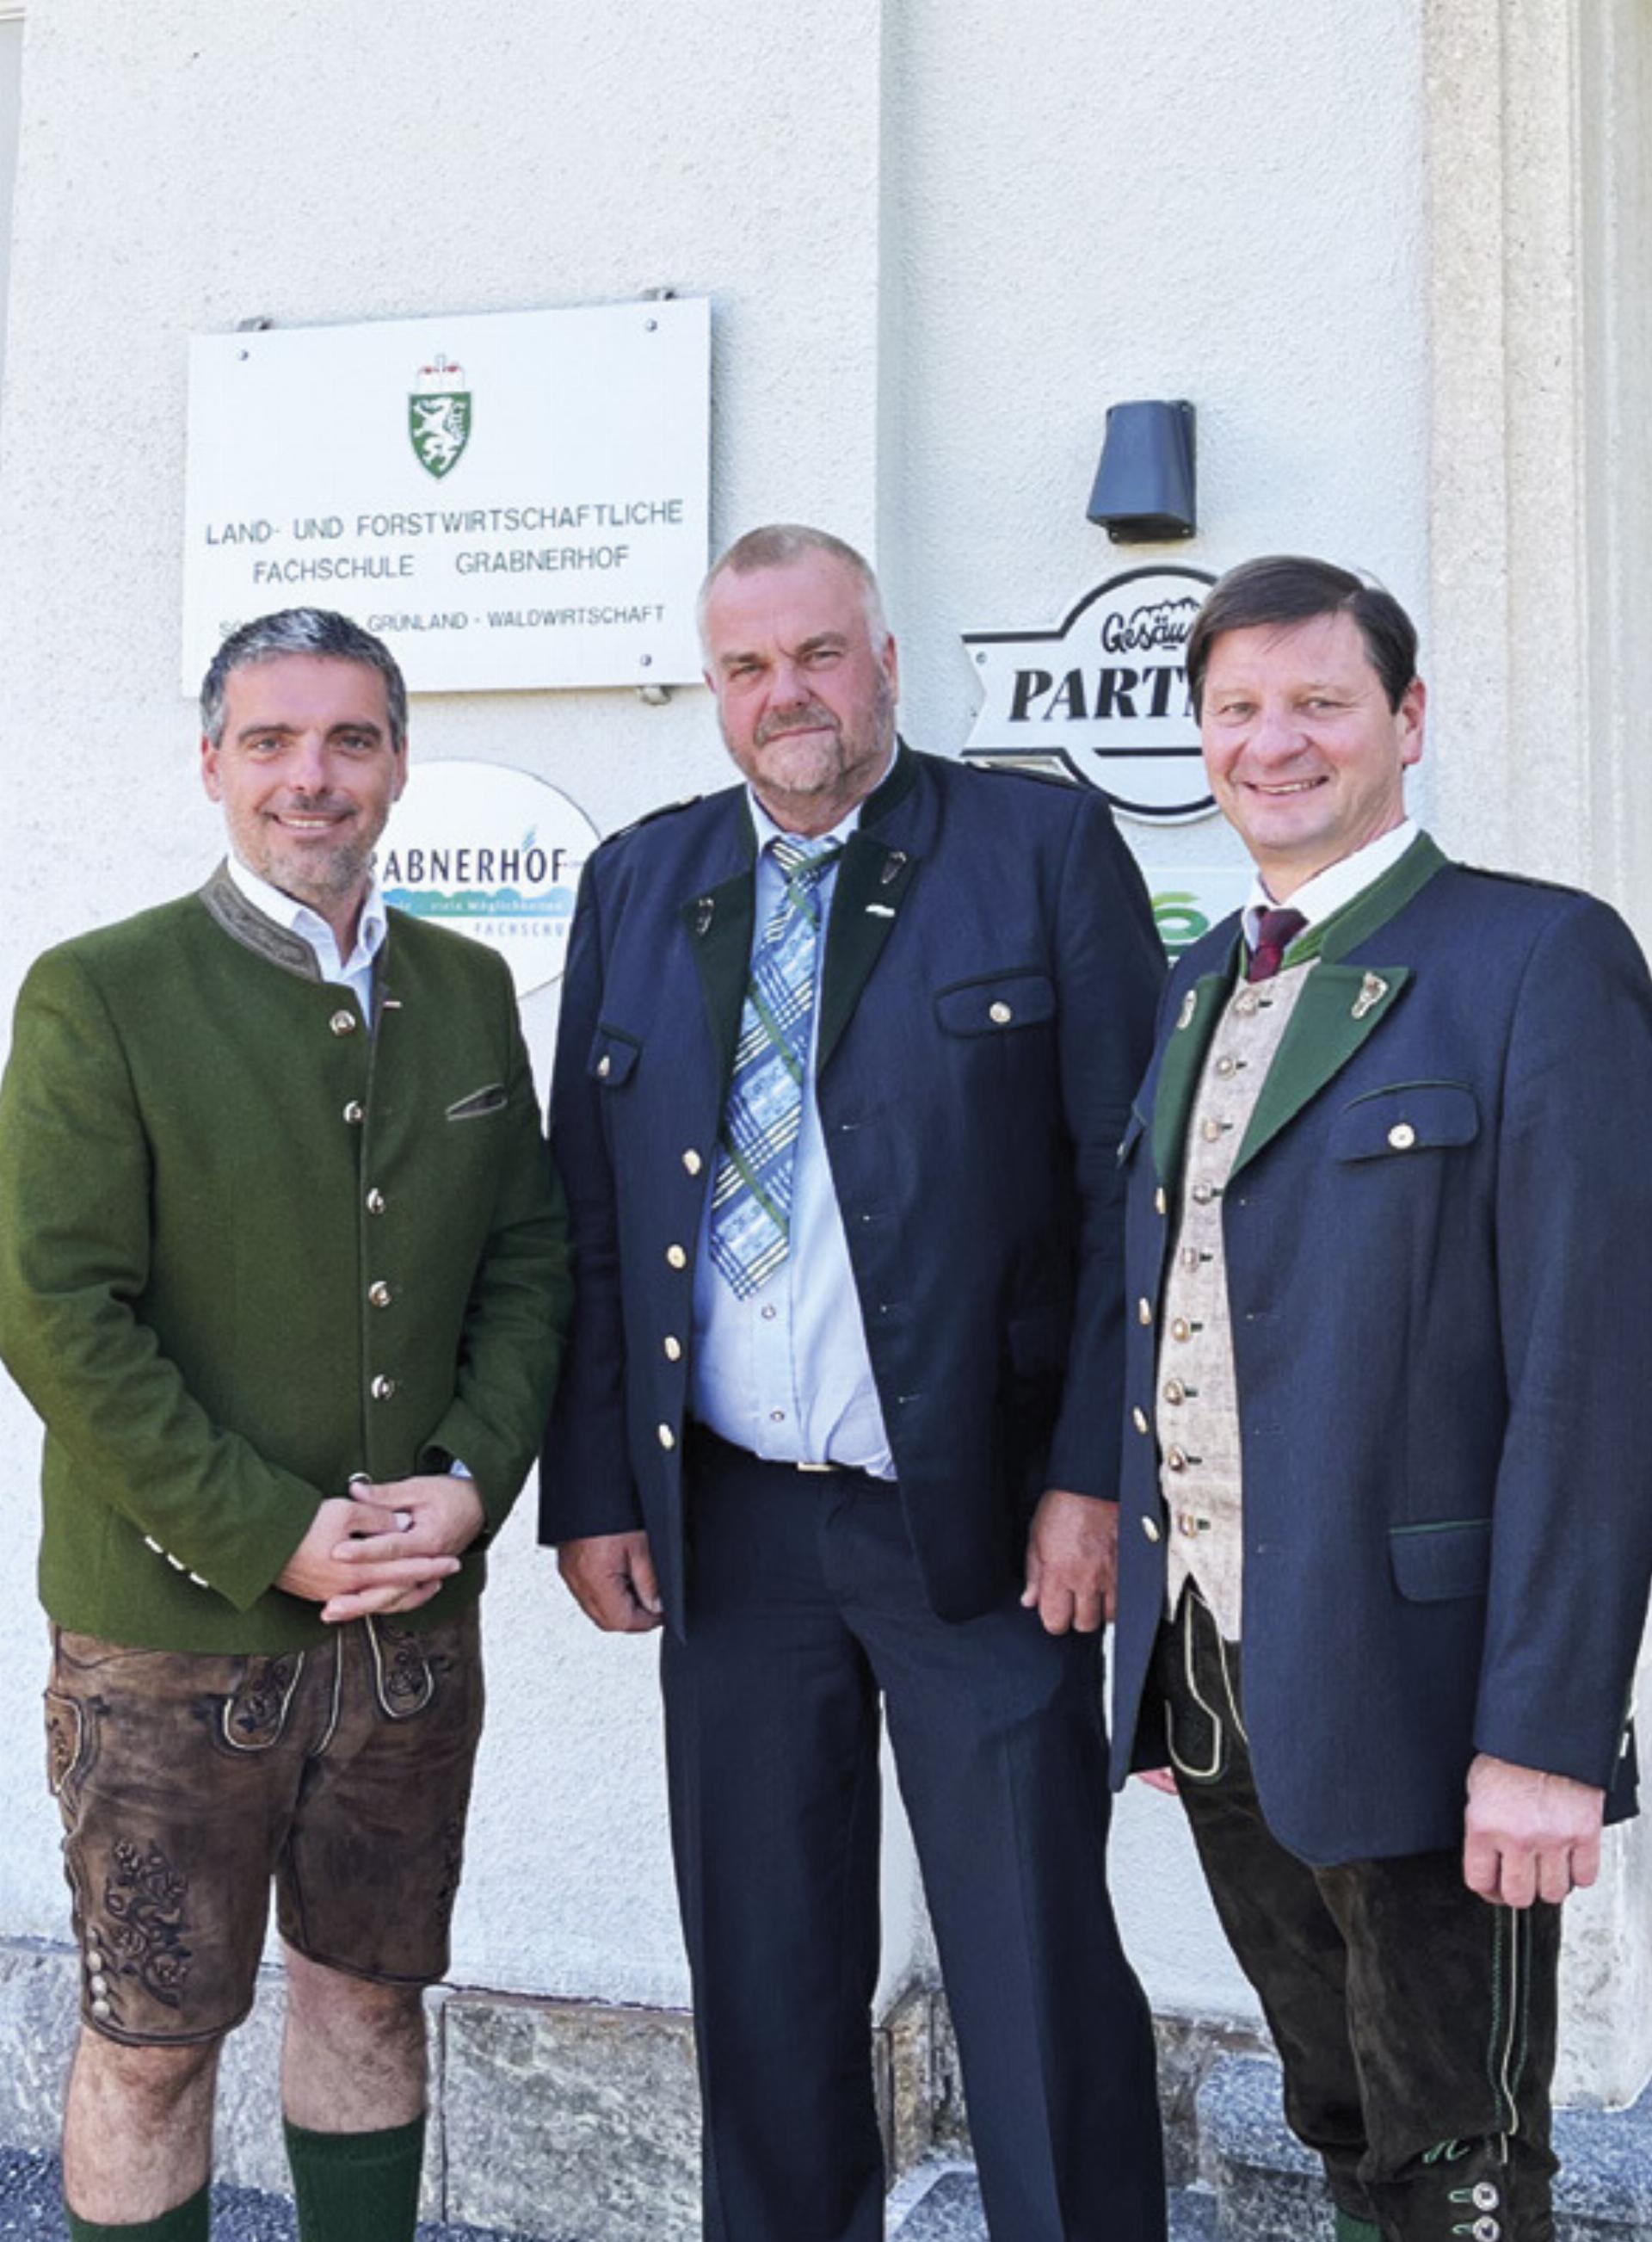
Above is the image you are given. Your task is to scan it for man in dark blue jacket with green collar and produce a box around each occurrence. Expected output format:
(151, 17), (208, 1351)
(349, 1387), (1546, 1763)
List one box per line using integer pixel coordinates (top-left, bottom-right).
(1111, 554), (1652, 2242)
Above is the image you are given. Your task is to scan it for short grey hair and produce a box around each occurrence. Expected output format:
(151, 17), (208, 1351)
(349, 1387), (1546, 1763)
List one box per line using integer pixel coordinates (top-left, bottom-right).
(200, 608), (409, 753)
(697, 524), (890, 652)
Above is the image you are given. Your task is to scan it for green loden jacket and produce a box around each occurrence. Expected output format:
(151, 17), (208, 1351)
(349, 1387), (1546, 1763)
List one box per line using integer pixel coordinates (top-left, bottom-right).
(0, 864), (571, 1652)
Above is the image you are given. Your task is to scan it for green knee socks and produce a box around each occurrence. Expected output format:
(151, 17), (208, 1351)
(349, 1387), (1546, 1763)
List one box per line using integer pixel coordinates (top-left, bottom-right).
(284, 2113), (427, 2242)
(1334, 2212), (1383, 2242)
(65, 2183), (210, 2240)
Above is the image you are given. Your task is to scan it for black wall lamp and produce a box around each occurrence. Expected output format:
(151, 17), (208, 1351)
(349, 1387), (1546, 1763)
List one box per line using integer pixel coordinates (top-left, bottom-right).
(1087, 399), (1197, 542)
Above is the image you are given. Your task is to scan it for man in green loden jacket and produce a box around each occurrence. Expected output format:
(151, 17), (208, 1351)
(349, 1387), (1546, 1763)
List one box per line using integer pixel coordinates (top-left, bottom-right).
(0, 610), (570, 2242)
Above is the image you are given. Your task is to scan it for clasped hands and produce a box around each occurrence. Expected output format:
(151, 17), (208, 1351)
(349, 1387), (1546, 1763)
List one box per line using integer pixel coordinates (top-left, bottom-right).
(275, 1474), (486, 1622)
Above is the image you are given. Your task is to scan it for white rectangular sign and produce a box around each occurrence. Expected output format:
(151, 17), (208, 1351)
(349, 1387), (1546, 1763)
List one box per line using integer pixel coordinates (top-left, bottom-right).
(182, 297), (711, 694)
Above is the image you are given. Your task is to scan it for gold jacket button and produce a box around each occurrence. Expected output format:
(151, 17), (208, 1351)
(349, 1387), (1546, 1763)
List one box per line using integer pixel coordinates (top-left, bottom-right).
(1388, 1121), (1417, 1151)
(1177, 1510), (1200, 1538)
(1137, 1298), (1153, 1326)
(1166, 1446), (1187, 1472)
(1131, 1407), (1150, 1436)
(1171, 1318), (1192, 1343)
(1162, 1379), (1187, 1405)
(342, 1101), (365, 1126)
(663, 1335), (682, 1362)
(989, 1000), (1013, 1025)
(1192, 1182), (1214, 1205)
(682, 1149), (703, 1176)
(1215, 1055), (1237, 1078)
(371, 1374), (397, 1401)
(368, 1281), (391, 1309)
(366, 1188), (386, 1214)
(596, 1053), (613, 1078)
(1180, 1248), (1199, 1271)
(1153, 1187), (1168, 1217)
(1200, 1118), (1224, 1142)
(666, 1244), (687, 1269)
(329, 1010), (357, 1036)
(657, 1424), (675, 1449)
(1141, 1516), (1162, 1545)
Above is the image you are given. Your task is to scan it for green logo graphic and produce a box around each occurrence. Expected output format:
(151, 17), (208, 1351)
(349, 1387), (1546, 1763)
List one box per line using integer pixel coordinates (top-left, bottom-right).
(1153, 889), (1212, 959)
(410, 356), (472, 479)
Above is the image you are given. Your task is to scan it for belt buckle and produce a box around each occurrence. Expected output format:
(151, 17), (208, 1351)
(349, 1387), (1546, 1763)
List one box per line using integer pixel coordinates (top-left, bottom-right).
(795, 1460), (841, 1474)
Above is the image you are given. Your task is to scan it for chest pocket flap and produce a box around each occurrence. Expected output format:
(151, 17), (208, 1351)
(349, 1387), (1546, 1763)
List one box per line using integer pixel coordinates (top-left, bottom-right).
(934, 969), (1057, 1037)
(589, 1025), (642, 1086)
(1332, 1081), (1479, 1162)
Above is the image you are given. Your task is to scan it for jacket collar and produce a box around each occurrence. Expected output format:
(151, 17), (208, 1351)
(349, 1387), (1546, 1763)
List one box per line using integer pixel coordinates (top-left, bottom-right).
(198, 861), (324, 981)
(1152, 830), (1449, 1182)
(681, 743), (928, 1093)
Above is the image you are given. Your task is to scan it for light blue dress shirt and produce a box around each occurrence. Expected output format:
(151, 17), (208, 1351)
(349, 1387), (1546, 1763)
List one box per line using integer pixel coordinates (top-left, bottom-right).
(690, 789), (896, 1477)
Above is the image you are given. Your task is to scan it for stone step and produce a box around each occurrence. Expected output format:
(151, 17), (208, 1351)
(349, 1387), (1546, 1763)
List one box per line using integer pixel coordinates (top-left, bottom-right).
(1197, 2054), (1652, 2242)
(885, 2161), (1218, 2239)
(0, 2148), (538, 2241)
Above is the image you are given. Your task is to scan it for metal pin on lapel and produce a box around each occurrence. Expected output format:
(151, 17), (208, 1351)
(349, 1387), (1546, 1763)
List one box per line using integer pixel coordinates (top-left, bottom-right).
(1177, 990), (1198, 1031)
(1352, 973), (1388, 1021)
(694, 896), (715, 936)
(879, 852), (907, 886)
(866, 904), (896, 918)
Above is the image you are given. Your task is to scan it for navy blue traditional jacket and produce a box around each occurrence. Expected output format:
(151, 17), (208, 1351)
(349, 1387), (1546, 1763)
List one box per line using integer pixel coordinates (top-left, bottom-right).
(1112, 835), (1652, 1863)
(541, 747), (1164, 1635)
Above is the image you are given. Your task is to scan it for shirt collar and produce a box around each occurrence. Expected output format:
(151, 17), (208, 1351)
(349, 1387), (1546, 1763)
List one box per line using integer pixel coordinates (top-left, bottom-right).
(746, 781), (877, 859)
(1242, 819), (1418, 946)
(225, 854), (388, 976)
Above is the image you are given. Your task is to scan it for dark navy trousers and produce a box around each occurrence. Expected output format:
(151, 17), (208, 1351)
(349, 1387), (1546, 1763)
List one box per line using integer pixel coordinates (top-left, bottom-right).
(662, 1431), (1166, 2242)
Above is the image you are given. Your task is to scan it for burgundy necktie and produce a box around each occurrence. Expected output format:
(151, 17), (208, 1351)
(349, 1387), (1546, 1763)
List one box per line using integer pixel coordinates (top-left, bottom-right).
(1247, 907), (1307, 984)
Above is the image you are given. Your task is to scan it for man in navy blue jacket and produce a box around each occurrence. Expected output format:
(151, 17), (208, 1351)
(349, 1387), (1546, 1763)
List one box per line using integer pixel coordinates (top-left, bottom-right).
(541, 525), (1167, 2241)
(1111, 553), (1652, 2242)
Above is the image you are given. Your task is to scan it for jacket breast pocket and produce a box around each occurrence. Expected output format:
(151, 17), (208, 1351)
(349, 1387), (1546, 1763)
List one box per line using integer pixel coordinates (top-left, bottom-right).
(934, 969), (1057, 1037)
(446, 1083), (508, 1122)
(589, 1024), (642, 1087)
(1389, 1518), (1492, 1602)
(1332, 1081), (1479, 1162)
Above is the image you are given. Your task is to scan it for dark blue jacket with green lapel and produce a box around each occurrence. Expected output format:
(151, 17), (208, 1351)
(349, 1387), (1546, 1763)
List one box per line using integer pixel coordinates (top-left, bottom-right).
(1112, 833), (1652, 1862)
(540, 746), (1164, 1635)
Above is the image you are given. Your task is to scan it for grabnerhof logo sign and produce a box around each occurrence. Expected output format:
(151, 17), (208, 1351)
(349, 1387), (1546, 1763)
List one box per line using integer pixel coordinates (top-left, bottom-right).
(379, 762), (600, 997)
(409, 355), (472, 480)
(962, 565), (1217, 823)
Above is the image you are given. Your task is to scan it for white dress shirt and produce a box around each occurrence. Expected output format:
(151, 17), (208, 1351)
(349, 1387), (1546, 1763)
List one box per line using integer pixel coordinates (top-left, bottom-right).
(1242, 819), (1419, 950)
(226, 855), (388, 1025)
(689, 785), (896, 1477)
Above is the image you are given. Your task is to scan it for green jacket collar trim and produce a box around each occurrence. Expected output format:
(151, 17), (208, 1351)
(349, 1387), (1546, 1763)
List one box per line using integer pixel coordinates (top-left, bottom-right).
(198, 862), (324, 983)
(1276, 830), (1448, 968)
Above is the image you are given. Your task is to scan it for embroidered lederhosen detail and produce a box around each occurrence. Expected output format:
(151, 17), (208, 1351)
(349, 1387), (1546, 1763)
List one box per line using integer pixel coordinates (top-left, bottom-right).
(219, 1653), (305, 1752)
(45, 1689), (87, 1800)
(100, 1837), (194, 2016)
(367, 1618), (436, 1720)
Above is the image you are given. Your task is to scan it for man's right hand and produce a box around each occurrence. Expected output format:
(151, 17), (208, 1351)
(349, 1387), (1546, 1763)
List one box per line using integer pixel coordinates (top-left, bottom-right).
(558, 1530), (663, 1632)
(276, 1496), (460, 1619)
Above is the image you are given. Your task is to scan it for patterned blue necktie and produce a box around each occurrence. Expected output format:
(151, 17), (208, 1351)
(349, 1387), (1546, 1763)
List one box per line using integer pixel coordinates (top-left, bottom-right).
(707, 834), (844, 1299)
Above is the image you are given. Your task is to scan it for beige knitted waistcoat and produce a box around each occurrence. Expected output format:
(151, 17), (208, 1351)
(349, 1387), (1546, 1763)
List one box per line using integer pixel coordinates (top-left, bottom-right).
(1157, 959), (1317, 1640)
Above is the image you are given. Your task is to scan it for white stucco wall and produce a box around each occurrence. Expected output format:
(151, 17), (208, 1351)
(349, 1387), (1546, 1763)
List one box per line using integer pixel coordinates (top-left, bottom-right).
(0, 0), (1640, 2109)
